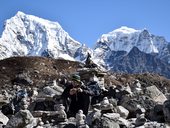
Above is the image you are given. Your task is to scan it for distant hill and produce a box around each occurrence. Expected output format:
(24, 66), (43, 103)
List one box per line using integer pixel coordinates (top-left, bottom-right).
(0, 56), (82, 88)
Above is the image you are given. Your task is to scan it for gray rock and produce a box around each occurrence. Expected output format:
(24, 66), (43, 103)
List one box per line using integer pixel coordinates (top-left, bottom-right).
(109, 98), (117, 107)
(5, 110), (37, 128)
(102, 113), (120, 122)
(117, 106), (129, 119)
(148, 104), (164, 123)
(135, 114), (147, 127)
(117, 117), (130, 127)
(100, 97), (114, 111)
(101, 113), (120, 128)
(42, 86), (63, 97)
(57, 122), (68, 128)
(145, 85), (167, 104)
(0, 111), (9, 125)
(121, 99), (139, 118)
(163, 100), (170, 123)
(144, 121), (166, 128)
(86, 108), (101, 126)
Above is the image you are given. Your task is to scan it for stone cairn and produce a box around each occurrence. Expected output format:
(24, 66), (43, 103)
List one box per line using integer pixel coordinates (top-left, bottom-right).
(76, 110), (89, 128)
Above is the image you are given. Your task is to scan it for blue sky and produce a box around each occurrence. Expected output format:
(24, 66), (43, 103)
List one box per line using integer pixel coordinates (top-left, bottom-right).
(0, 0), (170, 48)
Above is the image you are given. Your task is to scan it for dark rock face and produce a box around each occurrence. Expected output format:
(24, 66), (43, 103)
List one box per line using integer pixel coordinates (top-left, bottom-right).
(41, 49), (55, 58)
(106, 47), (170, 78)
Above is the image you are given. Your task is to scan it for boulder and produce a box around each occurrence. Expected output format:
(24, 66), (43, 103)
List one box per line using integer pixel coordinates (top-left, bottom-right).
(121, 99), (139, 118)
(42, 86), (62, 97)
(135, 114), (147, 127)
(102, 113), (120, 121)
(30, 99), (55, 111)
(100, 97), (114, 113)
(148, 104), (165, 123)
(117, 117), (130, 127)
(109, 98), (117, 107)
(0, 93), (10, 107)
(117, 106), (129, 119)
(5, 109), (37, 128)
(163, 100), (170, 123)
(101, 113), (120, 128)
(86, 108), (101, 126)
(145, 85), (167, 104)
(0, 111), (9, 125)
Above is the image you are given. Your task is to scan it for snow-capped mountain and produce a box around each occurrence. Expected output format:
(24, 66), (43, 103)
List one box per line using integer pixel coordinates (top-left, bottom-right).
(0, 11), (90, 61)
(95, 26), (168, 54)
(93, 26), (170, 78)
(93, 26), (169, 62)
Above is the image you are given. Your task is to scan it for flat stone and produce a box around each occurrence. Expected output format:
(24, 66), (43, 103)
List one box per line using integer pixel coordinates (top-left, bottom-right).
(102, 113), (120, 121)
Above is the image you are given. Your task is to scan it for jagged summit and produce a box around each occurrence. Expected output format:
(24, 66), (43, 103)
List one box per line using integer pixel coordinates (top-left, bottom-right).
(95, 26), (168, 54)
(14, 11), (62, 28)
(110, 26), (140, 34)
(0, 11), (89, 61)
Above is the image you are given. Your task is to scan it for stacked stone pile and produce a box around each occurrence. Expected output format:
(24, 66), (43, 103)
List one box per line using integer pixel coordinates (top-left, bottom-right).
(0, 66), (170, 128)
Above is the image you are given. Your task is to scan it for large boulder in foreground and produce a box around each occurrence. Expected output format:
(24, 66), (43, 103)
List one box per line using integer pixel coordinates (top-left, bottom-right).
(145, 85), (167, 104)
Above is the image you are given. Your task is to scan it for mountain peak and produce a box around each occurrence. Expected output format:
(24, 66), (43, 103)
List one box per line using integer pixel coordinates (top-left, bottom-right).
(111, 26), (140, 34)
(95, 26), (167, 54)
(0, 11), (85, 60)
(12, 11), (61, 29)
(16, 11), (25, 17)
